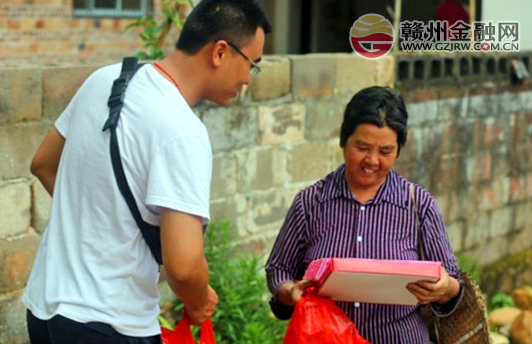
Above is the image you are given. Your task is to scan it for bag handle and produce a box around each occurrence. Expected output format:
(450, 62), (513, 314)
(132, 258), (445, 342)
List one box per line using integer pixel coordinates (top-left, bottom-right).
(102, 57), (163, 265)
(167, 312), (216, 344)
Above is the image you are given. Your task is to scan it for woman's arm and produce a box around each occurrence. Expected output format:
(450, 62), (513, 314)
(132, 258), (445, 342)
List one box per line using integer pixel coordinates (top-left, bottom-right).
(409, 189), (464, 310)
(265, 191), (311, 304)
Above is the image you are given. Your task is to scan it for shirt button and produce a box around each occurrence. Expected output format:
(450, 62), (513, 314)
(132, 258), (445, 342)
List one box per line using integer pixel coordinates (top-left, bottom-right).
(357, 236), (363, 242)
(360, 206), (366, 211)
(355, 302), (360, 307)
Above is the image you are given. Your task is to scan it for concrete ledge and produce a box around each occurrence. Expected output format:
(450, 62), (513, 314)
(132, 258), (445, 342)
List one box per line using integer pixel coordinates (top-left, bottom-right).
(42, 63), (103, 122)
(335, 53), (395, 94)
(0, 66), (42, 124)
(249, 57), (290, 101)
(291, 54), (336, 98)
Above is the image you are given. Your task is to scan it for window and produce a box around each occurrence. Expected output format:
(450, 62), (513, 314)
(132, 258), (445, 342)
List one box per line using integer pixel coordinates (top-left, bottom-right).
(74, 0), (150, 18)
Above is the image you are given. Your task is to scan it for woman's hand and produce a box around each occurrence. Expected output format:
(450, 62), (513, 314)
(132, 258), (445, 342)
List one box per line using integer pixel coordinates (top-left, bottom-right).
(275, 280), (317, 306)
(407, 267), (460, 305)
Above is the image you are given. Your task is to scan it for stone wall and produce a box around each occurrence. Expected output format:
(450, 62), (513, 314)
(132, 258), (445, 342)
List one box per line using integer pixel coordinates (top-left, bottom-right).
(1, 52), (531, 342)
(395, 52), (532, 268)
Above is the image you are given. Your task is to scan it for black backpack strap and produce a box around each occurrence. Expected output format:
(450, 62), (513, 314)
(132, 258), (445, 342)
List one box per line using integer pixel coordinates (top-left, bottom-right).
(102, 57), (163, 265)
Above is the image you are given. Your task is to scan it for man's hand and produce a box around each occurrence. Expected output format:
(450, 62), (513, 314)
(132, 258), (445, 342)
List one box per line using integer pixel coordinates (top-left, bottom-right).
(407, 267), (460, 305)
(185, 285), (219, 325)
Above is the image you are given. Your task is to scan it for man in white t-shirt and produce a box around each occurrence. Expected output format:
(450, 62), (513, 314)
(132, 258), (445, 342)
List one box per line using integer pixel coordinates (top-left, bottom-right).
(23, 1), (271, 343)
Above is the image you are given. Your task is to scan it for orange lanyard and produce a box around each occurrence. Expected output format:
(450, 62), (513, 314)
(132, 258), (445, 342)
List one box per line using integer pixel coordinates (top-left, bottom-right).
(153, 62), (182, 94)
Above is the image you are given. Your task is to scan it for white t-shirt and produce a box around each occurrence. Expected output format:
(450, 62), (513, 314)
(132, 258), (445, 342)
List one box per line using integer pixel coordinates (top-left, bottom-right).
(22, 63), (212, 337)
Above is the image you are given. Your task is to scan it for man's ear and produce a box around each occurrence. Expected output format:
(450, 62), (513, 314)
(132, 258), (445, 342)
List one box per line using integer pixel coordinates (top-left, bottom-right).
(211, 40), (228, 68)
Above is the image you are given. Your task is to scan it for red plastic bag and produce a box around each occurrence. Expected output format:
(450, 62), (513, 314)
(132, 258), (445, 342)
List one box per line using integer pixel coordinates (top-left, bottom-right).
(161, 313), (216, 344)
(283, 294), (369, 344)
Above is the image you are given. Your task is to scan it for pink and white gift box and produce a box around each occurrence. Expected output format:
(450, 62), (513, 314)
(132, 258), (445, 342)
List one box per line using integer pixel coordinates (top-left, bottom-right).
(303, 258), (441, 306)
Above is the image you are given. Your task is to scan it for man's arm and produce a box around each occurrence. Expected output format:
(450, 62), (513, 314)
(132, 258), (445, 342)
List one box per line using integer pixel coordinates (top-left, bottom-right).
(160, 208), (218, 324)
(30, 127), (66, 196)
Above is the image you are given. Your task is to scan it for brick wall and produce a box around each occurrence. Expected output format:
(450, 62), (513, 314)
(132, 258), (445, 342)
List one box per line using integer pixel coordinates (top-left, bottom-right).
(1, 52), (532, 342)
(0, 0), (179, 65)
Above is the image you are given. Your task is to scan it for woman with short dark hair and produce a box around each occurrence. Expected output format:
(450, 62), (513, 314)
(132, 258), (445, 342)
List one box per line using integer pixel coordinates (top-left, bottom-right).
(266, 86), (463, 343)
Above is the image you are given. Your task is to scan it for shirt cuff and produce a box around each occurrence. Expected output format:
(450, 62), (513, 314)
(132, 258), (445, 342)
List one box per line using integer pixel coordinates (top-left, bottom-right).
(266, 268), (297, 320)
(269, 297), (294, 320)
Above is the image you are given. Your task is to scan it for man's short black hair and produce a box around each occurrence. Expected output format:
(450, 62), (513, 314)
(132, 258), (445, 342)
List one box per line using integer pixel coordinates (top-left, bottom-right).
(340, 86), (408, 153)
(176, 0), (272, 54)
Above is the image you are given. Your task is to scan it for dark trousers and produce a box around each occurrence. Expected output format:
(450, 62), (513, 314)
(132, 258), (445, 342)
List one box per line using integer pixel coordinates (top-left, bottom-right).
(27, 310), (161, 344)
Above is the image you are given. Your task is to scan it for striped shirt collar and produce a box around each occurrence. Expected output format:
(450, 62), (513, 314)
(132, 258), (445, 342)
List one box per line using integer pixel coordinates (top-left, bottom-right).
(319, 164), (409, 209)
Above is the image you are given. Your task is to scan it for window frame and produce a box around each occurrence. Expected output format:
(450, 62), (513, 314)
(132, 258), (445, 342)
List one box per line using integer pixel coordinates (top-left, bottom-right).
(74, 0), (150, 18)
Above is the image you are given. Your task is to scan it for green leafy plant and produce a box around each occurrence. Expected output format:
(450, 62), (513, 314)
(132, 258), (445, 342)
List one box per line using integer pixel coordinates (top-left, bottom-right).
(488, 292), (515, 332)
(124, 0), (193, 60)
(160, 220), (287, 344)
(489, 292), (514, 313)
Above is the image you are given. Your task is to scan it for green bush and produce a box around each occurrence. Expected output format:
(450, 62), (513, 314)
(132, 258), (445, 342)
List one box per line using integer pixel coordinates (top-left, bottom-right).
(489, 292), (514, 313)
(161, 220), (287, 344)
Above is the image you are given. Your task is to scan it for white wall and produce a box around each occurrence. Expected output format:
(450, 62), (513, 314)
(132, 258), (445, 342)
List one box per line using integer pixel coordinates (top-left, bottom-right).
(482, 0), (532, 51)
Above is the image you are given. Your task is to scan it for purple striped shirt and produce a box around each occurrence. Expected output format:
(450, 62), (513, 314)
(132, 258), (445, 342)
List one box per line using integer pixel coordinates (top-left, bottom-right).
(266, 165), (463, 344)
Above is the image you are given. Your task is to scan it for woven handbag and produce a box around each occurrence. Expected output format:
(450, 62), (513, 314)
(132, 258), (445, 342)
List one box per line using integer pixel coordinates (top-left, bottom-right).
(410, 184), (492, 344)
